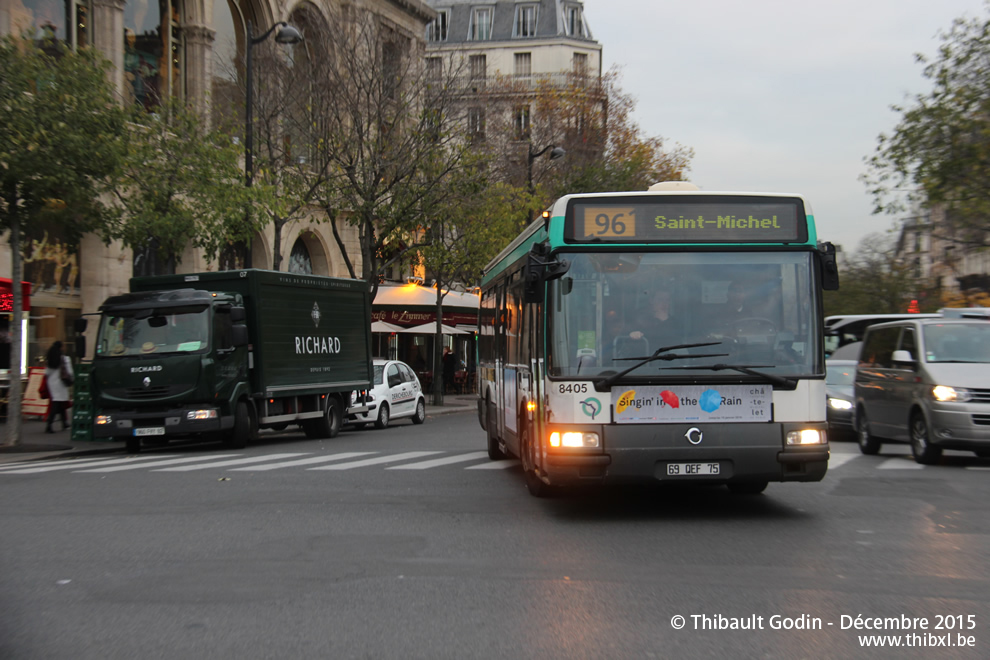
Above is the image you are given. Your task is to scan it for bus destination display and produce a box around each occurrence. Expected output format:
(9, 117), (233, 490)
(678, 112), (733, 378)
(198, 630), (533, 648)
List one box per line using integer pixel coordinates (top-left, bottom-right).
(565, 197), (805, 243)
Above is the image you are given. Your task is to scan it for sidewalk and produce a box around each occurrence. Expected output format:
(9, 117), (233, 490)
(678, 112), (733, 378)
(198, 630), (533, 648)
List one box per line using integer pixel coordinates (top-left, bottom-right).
(0, 394), (477, 465)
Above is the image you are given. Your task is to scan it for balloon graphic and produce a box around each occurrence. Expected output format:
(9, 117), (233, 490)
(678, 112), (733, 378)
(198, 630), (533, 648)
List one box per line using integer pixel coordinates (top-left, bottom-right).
(700, 389), (722, 413)
(616, 390), (636, 414)
(660, 390), (679, 408)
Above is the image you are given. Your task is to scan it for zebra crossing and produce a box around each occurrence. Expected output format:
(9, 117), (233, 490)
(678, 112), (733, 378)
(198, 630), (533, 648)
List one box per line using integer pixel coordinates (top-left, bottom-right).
(0, 447), (986, 476)
(0, 450), (521, 475)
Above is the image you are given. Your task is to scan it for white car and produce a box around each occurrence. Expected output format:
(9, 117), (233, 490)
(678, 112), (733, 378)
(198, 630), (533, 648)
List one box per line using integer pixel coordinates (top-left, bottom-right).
(347, 359), (427, 429)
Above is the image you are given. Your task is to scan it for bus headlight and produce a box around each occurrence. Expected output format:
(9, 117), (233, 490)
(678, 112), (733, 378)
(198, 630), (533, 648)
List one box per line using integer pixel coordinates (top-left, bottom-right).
(549, 431), (600, 448)
(828, 397), (852, 410)
(786, 429), (825, 445)
(186, 409), (218, 420)
(932, 386), (971, 402)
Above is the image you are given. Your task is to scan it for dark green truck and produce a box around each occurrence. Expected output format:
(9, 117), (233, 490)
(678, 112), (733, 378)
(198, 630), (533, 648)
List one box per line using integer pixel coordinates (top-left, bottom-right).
(88, 269), (373, 452)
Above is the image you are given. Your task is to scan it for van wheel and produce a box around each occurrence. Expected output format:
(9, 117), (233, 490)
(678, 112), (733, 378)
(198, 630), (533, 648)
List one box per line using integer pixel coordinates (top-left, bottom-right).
(856, 410), (881, 455)
(910, 412), (942, 465)
(411, 399), (426, 424)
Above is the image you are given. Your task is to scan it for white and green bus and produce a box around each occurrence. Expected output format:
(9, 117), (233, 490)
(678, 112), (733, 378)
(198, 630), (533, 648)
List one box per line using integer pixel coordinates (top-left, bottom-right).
(476, 182), (840, 496)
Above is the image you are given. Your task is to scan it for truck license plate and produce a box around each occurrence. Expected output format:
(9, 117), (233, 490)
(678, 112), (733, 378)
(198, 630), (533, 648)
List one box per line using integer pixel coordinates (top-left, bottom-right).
(667, 462), (720, 476)
(133, 427), (165, 437)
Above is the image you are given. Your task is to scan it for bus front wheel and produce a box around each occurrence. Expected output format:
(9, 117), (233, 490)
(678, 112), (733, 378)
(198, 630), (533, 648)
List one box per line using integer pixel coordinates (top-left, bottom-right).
(486, 398), (506, 460)
(521, 418), (553, 498)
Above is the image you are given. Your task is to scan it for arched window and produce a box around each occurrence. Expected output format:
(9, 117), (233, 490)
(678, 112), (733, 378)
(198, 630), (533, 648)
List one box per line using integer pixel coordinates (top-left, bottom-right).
(289, 238), (313, 275)
(124, 0), (184, 110)
(211, 0), (243, 131)
(12, 0), (90, 48)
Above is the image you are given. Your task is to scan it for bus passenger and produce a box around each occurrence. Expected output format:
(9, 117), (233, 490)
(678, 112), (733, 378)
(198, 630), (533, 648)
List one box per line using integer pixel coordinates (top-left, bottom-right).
(628, 287), (682, 352)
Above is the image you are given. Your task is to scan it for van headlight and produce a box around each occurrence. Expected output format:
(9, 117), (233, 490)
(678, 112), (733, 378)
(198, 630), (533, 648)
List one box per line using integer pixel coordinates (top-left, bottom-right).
(932, 386), (972, 402)
(828, 397), (853, 410)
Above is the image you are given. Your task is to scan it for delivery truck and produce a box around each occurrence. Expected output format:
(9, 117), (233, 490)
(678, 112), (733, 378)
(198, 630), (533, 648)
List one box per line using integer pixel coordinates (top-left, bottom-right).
(85, 269), (373, 452)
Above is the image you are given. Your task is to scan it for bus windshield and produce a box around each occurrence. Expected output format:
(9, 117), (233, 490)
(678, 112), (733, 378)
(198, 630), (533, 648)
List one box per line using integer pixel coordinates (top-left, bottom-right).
(547, 251), (821, 378)
(96, 305), (210, 357)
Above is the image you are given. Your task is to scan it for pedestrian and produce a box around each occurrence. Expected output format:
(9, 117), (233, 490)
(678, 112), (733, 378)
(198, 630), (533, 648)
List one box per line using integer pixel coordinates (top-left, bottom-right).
(44, 340), (74, 433)
(442, 347), (457, 394)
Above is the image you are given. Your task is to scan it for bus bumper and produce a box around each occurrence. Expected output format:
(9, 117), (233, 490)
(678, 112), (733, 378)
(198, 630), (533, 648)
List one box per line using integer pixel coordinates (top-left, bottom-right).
(540, 423), (829, 486)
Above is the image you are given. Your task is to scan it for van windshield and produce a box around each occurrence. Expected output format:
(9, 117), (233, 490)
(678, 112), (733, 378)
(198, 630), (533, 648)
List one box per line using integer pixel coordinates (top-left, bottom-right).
(923, 323), (990, 363)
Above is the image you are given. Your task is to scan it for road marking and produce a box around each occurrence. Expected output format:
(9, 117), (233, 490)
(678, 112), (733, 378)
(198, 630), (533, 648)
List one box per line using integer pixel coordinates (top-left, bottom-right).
(877, 457), (925, 470)
(827, 453), (859, 470)
(308, 451), (443, 470)
(152, 453), (309, 472)
(1, 455), (186, 474)
(229, 452), (378, 471)
(77, 455), (242, 472)
(387, 451), (489, 470)
(465, 459), (521, 470)
(0, 454), (169, 471)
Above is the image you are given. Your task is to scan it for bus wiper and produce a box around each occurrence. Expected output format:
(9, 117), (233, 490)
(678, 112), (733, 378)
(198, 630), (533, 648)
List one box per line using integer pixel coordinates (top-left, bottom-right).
(664, 363), (797, 389)
(593, 342), (727, 392)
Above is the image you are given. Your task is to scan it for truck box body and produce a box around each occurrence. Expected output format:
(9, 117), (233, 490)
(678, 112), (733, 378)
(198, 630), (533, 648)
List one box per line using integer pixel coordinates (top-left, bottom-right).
(129, 269), (373, 397)
(92, 269), (373, 450)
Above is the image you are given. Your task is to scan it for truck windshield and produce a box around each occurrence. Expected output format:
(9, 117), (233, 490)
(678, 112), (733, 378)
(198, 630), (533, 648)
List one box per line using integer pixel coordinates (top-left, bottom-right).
(547, 251), (821, 379)
(96, 305), (210, 356)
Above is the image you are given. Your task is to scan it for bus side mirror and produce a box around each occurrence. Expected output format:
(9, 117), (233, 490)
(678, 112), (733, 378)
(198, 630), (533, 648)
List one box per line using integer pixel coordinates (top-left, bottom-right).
(231, 325), (249, 348)
(524, 253), (544, 303)
(818, 242), (840, 291)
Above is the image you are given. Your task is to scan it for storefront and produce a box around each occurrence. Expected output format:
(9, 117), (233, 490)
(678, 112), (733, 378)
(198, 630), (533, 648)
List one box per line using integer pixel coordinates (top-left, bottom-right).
(21, 224), (83, 368)
(371, 283), (480, 386)
(0, 279), (32, 375)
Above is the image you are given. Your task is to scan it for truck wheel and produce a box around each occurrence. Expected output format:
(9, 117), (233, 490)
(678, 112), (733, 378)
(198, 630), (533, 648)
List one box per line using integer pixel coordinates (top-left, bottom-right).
(374, 403), (390, 429)
(411, 399), (426, 424)
(126, 437), (140, 454)
(304, 396), (342, 439)
(224, 400), (254, 449)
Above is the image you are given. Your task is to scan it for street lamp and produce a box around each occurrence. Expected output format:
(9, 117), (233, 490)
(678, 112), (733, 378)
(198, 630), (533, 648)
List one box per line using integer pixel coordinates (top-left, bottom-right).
(527, 143), (566, 194)
(244, 20), (303, 187)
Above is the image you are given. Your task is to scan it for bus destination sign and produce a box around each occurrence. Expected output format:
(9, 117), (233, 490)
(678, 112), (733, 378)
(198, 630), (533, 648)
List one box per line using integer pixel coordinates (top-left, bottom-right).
(565, 196), (806, 243)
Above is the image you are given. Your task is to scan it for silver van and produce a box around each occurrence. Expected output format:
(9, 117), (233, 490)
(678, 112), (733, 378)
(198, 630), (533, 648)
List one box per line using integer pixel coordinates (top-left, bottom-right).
(854, 318), (990, 463)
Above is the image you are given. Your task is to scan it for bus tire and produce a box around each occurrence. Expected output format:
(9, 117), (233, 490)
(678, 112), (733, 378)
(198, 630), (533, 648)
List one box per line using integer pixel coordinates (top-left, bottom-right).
(487, 398), (507, 460)
(856, 409), (881, 455)
(521, 417), (553, 498)
(727, 481), (768, 495)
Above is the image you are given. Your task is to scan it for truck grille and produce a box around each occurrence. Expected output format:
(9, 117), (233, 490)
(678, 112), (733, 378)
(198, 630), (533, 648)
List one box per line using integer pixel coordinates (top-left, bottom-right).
(104, 385), (186, 399)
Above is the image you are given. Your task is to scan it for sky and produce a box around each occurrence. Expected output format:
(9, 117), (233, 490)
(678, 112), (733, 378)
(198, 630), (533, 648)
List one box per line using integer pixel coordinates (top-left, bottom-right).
(589, 0), (989, 255)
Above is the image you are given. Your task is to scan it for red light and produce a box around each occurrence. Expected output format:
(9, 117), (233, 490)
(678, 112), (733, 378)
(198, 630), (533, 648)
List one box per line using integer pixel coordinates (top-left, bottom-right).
(908, 299), (919, 313)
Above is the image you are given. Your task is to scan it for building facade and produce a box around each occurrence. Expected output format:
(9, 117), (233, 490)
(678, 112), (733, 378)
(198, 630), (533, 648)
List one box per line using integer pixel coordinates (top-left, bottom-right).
(1, 0), (435, 367)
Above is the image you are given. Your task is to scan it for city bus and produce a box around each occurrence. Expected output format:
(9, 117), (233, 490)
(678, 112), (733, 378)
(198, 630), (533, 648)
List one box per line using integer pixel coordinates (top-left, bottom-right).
(476, 182), (840, 496)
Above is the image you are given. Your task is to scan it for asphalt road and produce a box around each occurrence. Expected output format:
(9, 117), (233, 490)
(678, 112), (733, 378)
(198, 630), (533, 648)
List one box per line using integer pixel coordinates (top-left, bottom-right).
(1, 412), (988, 659)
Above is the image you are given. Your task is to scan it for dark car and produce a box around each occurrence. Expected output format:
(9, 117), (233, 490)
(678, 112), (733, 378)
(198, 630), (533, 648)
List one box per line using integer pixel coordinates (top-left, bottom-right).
(825, 359), (857, 438)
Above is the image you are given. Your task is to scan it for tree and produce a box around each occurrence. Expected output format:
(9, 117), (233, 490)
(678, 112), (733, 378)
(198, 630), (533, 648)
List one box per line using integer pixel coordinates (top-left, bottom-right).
(823, 233), (923, 316)
(863, 6), (990, 247)
(477, 68), (693, 213)
(0, 38), (127, 445)
(105, 97), (261, 274)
